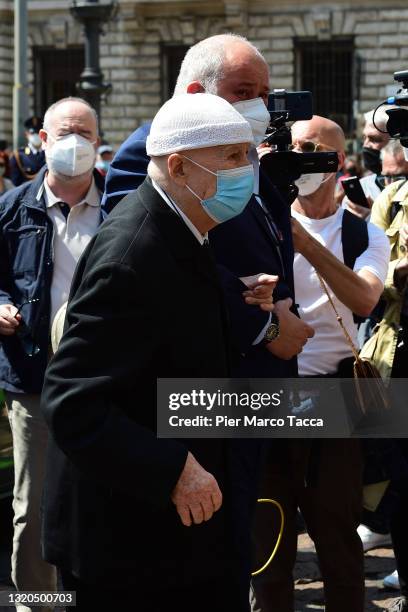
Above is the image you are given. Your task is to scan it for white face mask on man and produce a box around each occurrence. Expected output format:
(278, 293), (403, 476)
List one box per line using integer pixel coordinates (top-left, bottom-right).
(232, 98), (270, 147)
(28, 133), (42, 149)
(294, 172), (332, 197)
(45, 132), (96, 177)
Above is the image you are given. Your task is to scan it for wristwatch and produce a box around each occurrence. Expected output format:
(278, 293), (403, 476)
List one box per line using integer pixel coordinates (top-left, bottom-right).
(263, 313), (280, 343)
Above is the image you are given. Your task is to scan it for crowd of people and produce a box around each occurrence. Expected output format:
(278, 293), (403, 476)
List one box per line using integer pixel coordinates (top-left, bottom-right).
(0, 32), (407, 612)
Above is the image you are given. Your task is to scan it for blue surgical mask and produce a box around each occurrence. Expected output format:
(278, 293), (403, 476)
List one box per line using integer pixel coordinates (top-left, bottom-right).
(96, 160), (110, 173)
(183, 156), (254, 223)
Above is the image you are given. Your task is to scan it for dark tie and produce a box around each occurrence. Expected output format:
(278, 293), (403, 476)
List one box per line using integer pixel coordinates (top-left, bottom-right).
(58, 202), (70, 220)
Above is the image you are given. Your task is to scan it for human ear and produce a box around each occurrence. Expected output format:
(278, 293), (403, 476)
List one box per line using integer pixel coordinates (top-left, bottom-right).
(39, 129), (48, 150)
(186, 81), (206, 94)
(168, 154), (187, 186)
(337, 151), (346, 171)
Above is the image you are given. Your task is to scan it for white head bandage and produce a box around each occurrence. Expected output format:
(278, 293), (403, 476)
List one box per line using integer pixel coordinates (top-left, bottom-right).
(146, 93), (254, 156)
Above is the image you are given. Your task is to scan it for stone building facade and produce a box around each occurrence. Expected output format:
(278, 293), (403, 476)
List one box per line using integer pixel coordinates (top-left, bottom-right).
(0, 0), (407, 149)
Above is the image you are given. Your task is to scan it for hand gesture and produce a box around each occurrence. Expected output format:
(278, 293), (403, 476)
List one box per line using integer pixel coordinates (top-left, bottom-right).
(343, 196), (373, 220)
(266, 298), (314, 360)
(171, 452), (222, 527)
(0, 304), (21, 336)
(240, 273), (278, 312)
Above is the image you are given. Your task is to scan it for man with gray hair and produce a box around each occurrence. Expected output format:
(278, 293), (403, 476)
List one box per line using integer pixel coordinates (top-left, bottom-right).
(0, 96), (106, 611)
(380, 139), (408, 186)
(344, 107), (392, 220)
(41, 92), (274, 611)
(104, 33), (312, 375)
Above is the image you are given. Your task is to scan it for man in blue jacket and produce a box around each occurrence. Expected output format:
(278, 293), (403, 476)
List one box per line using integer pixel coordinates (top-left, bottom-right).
(0, 97), (107, 611)
(103, 33), (314, 377)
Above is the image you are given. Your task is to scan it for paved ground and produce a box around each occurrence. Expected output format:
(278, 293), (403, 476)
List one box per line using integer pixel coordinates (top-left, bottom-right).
(0, 498), (401, 611)
(295, 533), (399, 611)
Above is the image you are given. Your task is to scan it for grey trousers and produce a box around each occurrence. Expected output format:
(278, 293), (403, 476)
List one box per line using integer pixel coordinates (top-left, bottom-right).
(5, 391), (57, 612)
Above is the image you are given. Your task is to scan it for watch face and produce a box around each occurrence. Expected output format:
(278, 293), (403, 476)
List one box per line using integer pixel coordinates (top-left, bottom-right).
(265, 322), (280, 342)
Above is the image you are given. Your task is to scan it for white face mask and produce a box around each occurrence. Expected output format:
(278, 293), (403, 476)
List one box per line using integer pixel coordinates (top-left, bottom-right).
(232, 98), (270, 147)
(294, 172), (332, 197)
(28, 133), (42, 149)
(404, 146), (408, 163)
(46, 133), (96, 177)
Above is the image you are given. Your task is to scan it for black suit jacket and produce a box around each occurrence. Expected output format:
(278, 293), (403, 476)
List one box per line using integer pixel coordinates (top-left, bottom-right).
(41, 178), (258, 592)
(210, 183), (298, 377)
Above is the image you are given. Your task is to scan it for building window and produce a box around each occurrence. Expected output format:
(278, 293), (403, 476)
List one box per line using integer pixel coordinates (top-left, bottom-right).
(33, 47), (85, 118)
(161, 44), (190, 103)
(295, 39), (355, 136)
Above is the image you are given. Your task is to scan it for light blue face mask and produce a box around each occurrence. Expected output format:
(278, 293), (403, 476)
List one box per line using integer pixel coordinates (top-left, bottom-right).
(183, 155), (254, 223)
(95, 160), (110, 173)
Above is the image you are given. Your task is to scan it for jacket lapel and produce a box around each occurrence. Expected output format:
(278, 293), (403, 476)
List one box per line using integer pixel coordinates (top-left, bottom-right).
(137, 177), (221, 290)
(249, 195), (280, 249)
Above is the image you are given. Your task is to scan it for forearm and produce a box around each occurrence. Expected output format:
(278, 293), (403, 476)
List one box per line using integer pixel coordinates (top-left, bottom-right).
(300, 233), (379, 316)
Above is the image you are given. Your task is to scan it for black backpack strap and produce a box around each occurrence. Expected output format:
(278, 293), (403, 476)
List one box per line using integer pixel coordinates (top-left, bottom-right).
(341, 209), (369, 324)
(391, 201), (401, 223)
(389, 178), (408, 223)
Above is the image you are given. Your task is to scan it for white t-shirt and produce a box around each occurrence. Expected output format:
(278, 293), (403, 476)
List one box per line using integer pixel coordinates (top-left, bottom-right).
(292, 207), (390, 376)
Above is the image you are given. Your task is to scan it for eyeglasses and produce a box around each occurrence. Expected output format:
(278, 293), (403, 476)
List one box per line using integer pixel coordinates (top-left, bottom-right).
(14, 298), (41, 357)
(289, 141), (325, 153)
(377, 175), (408, 188)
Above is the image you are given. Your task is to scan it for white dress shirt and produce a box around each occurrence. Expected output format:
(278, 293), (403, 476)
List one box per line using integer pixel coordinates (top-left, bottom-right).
(38, 177), (101, 325)
(152, 179), (208, 244)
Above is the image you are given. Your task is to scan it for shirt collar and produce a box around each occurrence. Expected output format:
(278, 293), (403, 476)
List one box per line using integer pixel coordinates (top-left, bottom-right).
(151, 179), (208, 245)
(40, 175), (100, 209)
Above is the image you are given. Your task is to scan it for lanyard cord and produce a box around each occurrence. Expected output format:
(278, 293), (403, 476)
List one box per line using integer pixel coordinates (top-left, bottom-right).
(251, 498), (285, 577)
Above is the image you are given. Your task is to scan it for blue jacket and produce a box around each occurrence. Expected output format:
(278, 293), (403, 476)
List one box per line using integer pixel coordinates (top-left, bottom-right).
(104, 123), (297, 377)
(10, 146), (46, 186)
(0, 165), (107, 393)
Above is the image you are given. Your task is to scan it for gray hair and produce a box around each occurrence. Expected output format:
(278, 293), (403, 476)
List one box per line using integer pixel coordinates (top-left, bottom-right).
(380, 138), (405, 162)
(43, 97), (99, 134)
(364, 106), (391, 132)
(174, 33), (266, 96)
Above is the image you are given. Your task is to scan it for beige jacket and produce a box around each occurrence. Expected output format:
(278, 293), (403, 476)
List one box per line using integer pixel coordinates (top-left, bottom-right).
(361, 179), (408, 380)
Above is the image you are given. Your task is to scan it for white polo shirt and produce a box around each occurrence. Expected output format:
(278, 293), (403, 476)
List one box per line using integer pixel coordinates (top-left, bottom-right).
(39, 177), (101, 325)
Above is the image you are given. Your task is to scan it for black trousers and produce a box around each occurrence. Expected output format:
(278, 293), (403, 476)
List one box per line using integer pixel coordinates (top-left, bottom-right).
(61, 568), (250, 612)
(251, 438), (364, 612)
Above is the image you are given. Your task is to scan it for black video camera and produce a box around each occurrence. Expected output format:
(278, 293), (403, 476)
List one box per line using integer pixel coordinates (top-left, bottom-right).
(259, 89), (339, 197)
(382, 71), (408, 147)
